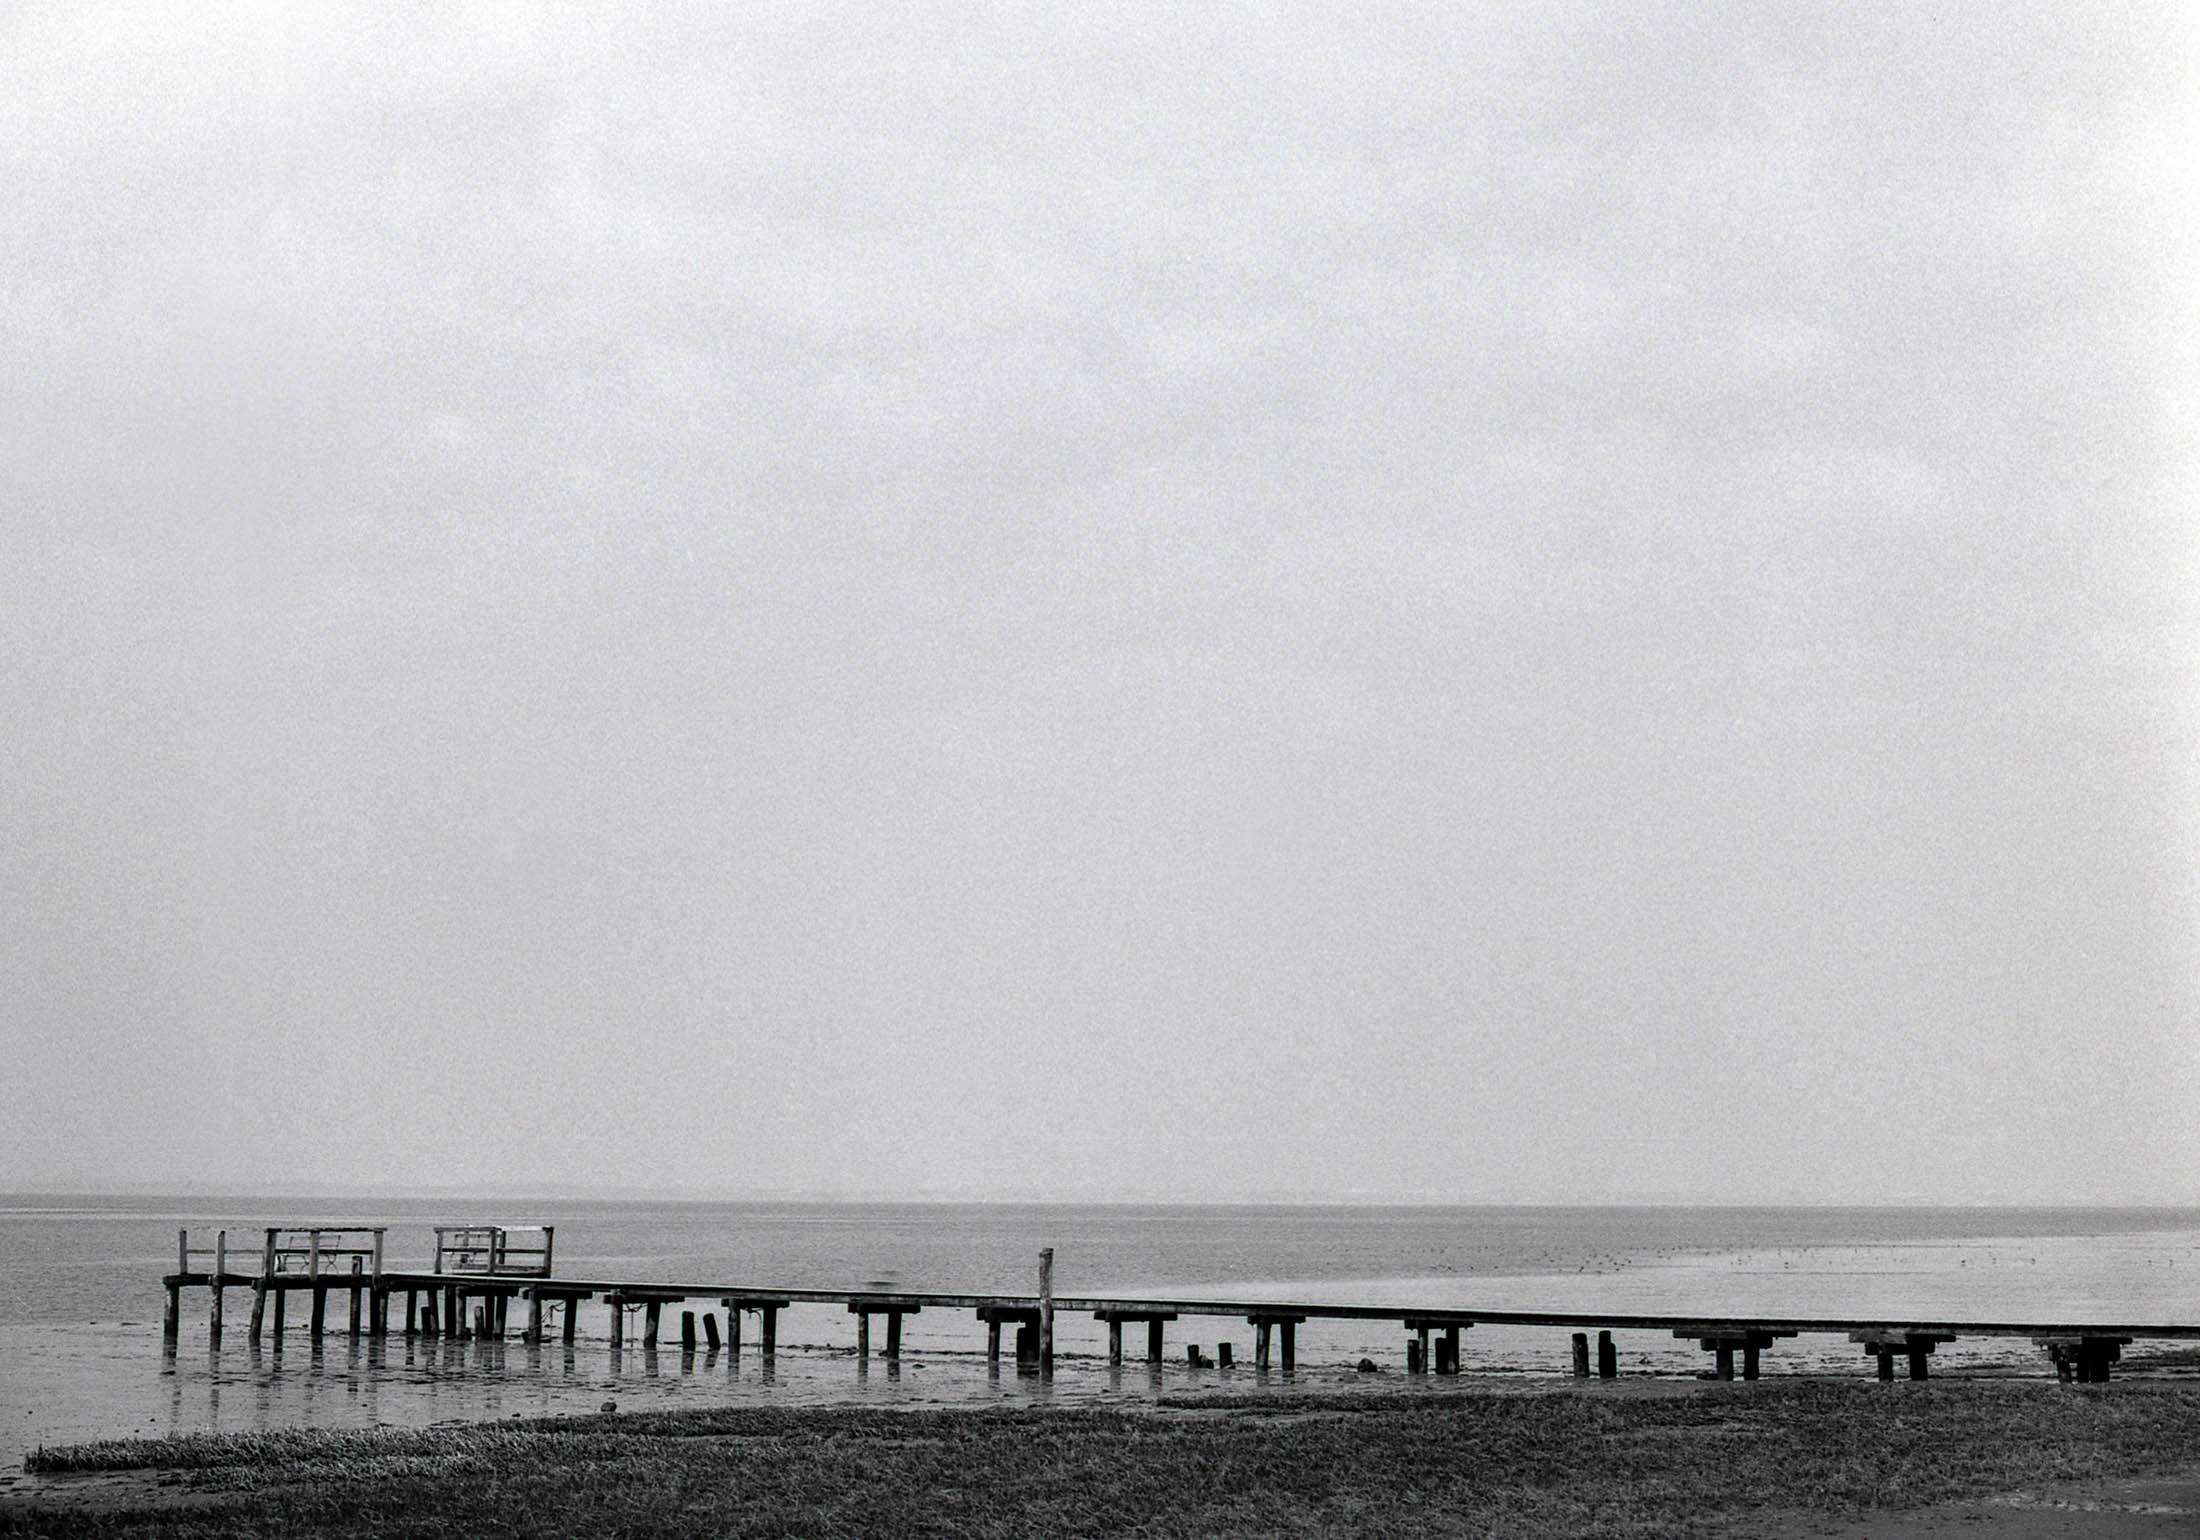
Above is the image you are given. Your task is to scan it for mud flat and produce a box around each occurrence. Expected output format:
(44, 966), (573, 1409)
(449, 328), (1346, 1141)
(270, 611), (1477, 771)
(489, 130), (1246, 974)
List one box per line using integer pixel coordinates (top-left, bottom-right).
(4, 1379), (2198, 1537)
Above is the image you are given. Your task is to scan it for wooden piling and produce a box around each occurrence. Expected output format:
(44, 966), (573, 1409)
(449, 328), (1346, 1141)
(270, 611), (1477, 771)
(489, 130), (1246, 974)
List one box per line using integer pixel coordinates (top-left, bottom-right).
(164, 1229), (184, 1345)
(608, 1297), (624, 1350)
(681, 1311), (697, 1351)
(420, 1294), (437, 1336)
(1742, 1344), (1760, 1381)
(1106, 1319), (1121, 1364)
(1039, 1248), (1055, 1378)
(643, 1301), (661, 1349)
(1597, 1330), (1616, 1379)
(1715, 1344), (1735, 1380)
(209, 1231), (226, 1345)
(474, 1304), (490, 1338)
(272, 1285), (287, 1342)
(1217, 1341), (1232, 1368)
(1255, 1321), (1272, 1370)
(885, 1311), (902, 1360)
(308, 1232), (324, 1341)
(1281, 1321), (1296, 1373)
(248, 1231), (273, 1347)
(703, 1312), (720, 1351)
(1571, 1332), (1590, 1377)
(526, 1290), (544, 1344)
(856, 1312), (870, 1359)
(348, 1257), (364, 1339)
(760, 1305), (778, 1355)
(564, 1298), (580, 1345)
(1147, 1319), (1164, 1364)
(989, 1319), (1004, 1365)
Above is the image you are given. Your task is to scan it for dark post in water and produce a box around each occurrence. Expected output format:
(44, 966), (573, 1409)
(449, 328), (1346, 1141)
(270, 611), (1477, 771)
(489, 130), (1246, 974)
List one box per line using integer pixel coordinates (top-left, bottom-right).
(1038, 1248), (1054, 1378)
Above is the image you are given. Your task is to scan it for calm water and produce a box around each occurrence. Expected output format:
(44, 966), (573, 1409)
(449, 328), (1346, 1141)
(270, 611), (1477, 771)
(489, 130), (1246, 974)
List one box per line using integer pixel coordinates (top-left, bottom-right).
(4, 1198), (2198, 1474)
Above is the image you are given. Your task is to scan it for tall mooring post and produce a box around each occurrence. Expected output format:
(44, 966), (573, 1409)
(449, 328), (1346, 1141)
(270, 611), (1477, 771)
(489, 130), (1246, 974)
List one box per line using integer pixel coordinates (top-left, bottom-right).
(1038, 1248), (1055, 1378)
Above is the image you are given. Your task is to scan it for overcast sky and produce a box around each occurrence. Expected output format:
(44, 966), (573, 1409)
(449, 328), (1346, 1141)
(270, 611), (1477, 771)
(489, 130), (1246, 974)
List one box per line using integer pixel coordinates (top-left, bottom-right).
(3, 2), (2196, 1204)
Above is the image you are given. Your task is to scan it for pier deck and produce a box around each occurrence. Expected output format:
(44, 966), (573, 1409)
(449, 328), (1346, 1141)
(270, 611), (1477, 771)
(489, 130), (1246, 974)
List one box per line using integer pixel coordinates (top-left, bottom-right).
(159, 1227), (2199, 1385)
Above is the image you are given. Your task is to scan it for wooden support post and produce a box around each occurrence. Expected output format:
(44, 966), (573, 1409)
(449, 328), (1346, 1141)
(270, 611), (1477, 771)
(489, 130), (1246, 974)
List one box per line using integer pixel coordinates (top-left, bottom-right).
(1016, 1324), (1037, 1371)
(1714, 1344), (1735, 1380)
(1440, 1327), (1459, 1375)
(370, 1232), (385, 1337)
(703, 1312), (720, 1351)
(526, 1291), (544, 1344)
(564, 1299), (580, 1345)
(348, 1258), (364, 1340)
(989, 1320), (1004, 1365)
(1876, 1349), (1896, 1381)
(1186, 1343), (1201, 1367)
(1908, 1346), (1931, 1381)
(1038, 1248), (1054, 1378)
(1255, 1321), (1272, 1370)
(1217, 1342), (1232, 1368)
(1415, 1327), (1430, 1374)
(1572, 1332), (1590, 1377)
(856, 1312), (870, 1359)
(1106, 1319), (1121, 1364)
(164, 1280), (181, 1345)
(681, 1311), (697, 1352)
(1147, 1319), (1164, 1364)
(209, 1231), (227, 1345)
(608, 1297), (624, 1350)
(1742, 1344), (1760, 1380)
(444, 1285), (460, 1340)
(760, 1306), (778, 1355)
(273, 1285), (287, 1342)
(308, 1232), (324, 1341)
(726, 1306), (739, 1357)
(1597, 1331), (1616, 1379)
(885, 1311), (902, 1360)
(474, 1305), (490, 1339)
(1281, 1320), (1296, 1373)
(404, 1290), (417, 1339)
(643, 1301), (661, 1349)
(420, 1294), (437, 1337)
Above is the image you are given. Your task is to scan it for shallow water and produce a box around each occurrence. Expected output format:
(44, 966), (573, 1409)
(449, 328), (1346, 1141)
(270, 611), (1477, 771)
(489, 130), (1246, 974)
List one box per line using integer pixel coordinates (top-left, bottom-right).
(3, 1198), (2196, 1471)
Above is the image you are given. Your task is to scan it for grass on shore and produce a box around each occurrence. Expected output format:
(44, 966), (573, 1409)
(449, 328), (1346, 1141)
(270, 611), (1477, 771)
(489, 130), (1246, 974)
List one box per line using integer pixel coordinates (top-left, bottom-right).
(9, 1381), (2200, 1538)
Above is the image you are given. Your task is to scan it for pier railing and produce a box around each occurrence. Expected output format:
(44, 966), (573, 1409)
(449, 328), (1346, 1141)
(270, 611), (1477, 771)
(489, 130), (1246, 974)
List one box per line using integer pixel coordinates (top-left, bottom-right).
(432, 1225), (554, 1277)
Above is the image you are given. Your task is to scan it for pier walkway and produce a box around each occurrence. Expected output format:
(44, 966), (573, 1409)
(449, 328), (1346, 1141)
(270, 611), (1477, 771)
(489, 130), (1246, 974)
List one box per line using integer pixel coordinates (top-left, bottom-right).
(161, 1226), (2198, 1386)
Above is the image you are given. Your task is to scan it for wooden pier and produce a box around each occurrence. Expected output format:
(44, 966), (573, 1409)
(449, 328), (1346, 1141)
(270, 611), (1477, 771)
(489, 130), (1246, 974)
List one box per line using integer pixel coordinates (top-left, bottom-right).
(161, 1224), (2198, 1385)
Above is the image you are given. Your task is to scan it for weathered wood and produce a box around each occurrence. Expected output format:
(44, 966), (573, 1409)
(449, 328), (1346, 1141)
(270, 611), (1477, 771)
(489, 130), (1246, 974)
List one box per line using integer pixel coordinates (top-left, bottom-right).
(420, 1294), (437, 1336)
(564, 1297), (579, 1345)
(526, 1290), (544, 1344)
(272, 1285), (287, 1342)
(1217, 1341), (1233, 1368)
(1715, 1344), (1735, 1379)
(760, 1305), (778, 1354)
(703, 1312), (720, 1351)
(163, 1280), (181, 1345)
(1571, 1332), (1590, 1377)
(209, 1231), (227, 1344)
(1039, 1248), (1055, 1378)
(1148, 1319), (1164, 1364)
(1597, 1330), (1616, 1379)
(1106, 1319), (1121, 1364)
(681, 1310), (697, 1351)
(643, 1301), (661, 1349)
(1281, 1321), (1296, 1373)
(856, 1311), (870, 1359)
(1256, 1321), (1272, 1370)
(349, 1258), (364, 1339)
(608, 1297), (624, 1350)
(989, 1319), (1004, 1364)
(885, 1310), (902, 1360)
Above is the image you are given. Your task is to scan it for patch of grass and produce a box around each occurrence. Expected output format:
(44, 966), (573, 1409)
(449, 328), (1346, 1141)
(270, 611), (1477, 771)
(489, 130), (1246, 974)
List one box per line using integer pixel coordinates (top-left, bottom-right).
(8, 1382), (2200, 1538)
